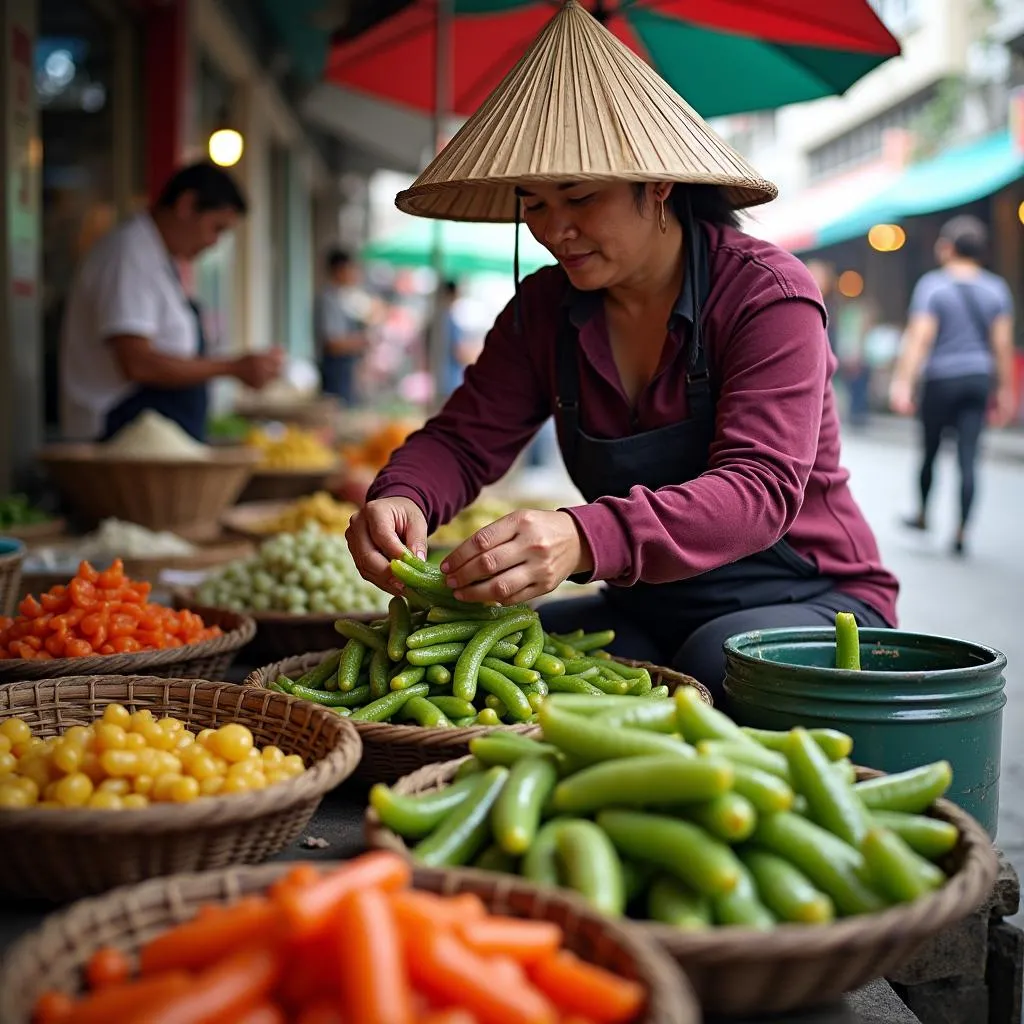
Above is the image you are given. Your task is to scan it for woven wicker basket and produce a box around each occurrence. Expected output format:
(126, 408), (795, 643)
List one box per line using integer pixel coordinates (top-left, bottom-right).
(173, 588), (383, 665)
(0, 538), (25, 617)
(0, 861), (698, 1024)
(366, 759), (999, 1015)
(246, 649), (710, 784)
(238, 466), (345, 505)
(0, 607), (256, 683)
(0, 676), (362, 902)
(38, 444), (259, 542)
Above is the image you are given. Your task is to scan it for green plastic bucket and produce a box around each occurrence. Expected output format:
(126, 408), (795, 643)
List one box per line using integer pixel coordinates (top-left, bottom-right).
(722, 627), (1007, 837)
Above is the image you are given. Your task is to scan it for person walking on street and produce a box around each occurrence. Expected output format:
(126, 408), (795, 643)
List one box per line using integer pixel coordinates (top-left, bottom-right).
(890, 215), (1016, 555)
(60, 163), (283, 442)
(316, 249), (373, 404)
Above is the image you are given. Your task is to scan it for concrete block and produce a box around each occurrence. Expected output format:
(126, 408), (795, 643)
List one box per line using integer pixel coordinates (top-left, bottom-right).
(845, 979), (922, 1023)
(892, 977), (989, 1024)
(889, 912), (990, 985)
(986, 920), (1023, 1024)
(991, 852), (1021, 920)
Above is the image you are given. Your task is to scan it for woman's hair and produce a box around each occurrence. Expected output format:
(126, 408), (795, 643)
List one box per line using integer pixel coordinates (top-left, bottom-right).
(632, 183), (740, 229)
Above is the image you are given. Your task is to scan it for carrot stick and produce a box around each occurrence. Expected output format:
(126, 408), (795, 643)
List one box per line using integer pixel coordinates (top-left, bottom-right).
(276, 852), (411, 940)
(407, 930), (555, 1024)
(223, 1003), (287, 1024)
(63, 973), (191, 1024)
(456, 918), (563, 962)
(274, 934), (338, 1011)
(139, 897), (282, 975)
(294, 1001), (346, 1024)
(31, 990), (74, 1024)
(337, 888), (413, 1024)
(126, 946), (279, 1024)
(528, 952), (644, 1024)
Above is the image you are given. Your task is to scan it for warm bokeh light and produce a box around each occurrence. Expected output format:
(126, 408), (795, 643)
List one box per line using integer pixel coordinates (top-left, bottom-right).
(208, 128), (244, 167)
(838, 270), (865, 298)
(1018, 200), (1024, 226)
(867, 223), (906, 252)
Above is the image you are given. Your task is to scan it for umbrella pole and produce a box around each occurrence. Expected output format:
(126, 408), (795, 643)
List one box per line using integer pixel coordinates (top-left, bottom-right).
(428, 0), (454, 412)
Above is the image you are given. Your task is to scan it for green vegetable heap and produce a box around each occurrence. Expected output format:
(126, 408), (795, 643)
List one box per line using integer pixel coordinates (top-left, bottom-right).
(0, 495), (51, 529)
(371, 688), (958, 930)
(268, 550), (667, 726)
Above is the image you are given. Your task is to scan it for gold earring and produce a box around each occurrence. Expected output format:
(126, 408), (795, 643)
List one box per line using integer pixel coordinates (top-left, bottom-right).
(658, 199), (667, 234)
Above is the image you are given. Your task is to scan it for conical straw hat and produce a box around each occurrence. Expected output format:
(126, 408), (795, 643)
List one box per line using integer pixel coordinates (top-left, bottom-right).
(396, 0), (778, 223)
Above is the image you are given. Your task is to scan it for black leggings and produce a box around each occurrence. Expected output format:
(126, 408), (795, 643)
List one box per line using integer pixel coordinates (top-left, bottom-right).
(539, 590), (889, 709)
(918, 374), (992, 528)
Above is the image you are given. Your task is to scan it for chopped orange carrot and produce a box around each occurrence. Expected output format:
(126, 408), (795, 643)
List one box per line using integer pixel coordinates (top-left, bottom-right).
(528, 952), (644, 1024)
(139, 897), (282, 975)
(456, 917), (563, 963)
(337, 888), (413, 1024)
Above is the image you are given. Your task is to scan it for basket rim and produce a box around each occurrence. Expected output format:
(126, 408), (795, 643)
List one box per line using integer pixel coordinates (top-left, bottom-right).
(0, 861), (699, 1024)
(173, 589), (384, 628)
(245, 648), (712, 708)
(37, 443), (261, 469)
(0, 608), (256, 680)
(0, 675), (362, 833)
(366, 759), (999, 954)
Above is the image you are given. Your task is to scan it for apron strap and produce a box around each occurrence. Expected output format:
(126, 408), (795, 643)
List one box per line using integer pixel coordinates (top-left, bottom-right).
(555, 315), (581, 469)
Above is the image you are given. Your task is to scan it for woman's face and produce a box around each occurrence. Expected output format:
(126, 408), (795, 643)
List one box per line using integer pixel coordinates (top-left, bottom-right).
(519, 180), (668, 290)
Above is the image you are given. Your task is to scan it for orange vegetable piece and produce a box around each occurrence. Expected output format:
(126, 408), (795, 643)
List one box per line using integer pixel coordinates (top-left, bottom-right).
(84, 946), (132, 991)
(527, 952), (644, 1024)
(405, 929), (555, 1024)
(456, 917), (562, 963)
(62, 971), (191, 1024)
(124, 946), (279, 1024)
(64, 639), (94, 659)
(140, 897), (283, 975)
(18, 595), (43, 619)
(223, 1003), (287, 1024)
(276, 851), (411, 940)
(32, 990), (74, 1023)
(295, 1001), (345, 1024)
(336, 888), (413, 1024)
(418, 1013), (478, 1024)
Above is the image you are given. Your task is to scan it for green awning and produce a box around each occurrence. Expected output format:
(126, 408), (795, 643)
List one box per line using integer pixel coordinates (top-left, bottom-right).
(811, 131), (1024, 250)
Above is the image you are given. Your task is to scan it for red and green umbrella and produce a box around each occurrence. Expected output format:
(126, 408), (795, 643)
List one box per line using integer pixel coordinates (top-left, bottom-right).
(326, 0), (901, 119)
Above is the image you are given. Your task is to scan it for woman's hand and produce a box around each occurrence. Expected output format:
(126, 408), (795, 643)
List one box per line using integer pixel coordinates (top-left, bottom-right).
(346, 497), (428, 593)
(440, 509), (593, 605)
(889, 377), (916, 417)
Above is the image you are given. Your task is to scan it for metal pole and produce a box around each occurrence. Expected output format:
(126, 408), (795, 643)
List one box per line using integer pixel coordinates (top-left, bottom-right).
(428, 0), (453, 411)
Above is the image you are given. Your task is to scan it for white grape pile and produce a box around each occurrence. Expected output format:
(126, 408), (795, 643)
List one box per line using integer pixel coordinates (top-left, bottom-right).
(196, 526), (388, 615)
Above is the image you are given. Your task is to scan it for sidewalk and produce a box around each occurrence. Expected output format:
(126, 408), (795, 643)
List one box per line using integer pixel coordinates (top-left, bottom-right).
(848, 415), (1024, 465)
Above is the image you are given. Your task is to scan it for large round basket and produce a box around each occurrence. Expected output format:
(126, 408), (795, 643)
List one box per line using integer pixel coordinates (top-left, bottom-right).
(0, 537), (25, 617)
(0, 861), (698, 1024)
(246, 649), (711, 784)
(172, 588), (382, 665)
(0, 607), (256, 683)
(38, 444), (260, 541)
(0, 676), (362, 902)
(366, 759), (998, 1016)
(238, 465), (344, 505)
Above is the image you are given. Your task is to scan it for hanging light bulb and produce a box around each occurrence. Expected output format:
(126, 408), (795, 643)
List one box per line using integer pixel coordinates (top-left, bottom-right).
(209, 127), (244, 167)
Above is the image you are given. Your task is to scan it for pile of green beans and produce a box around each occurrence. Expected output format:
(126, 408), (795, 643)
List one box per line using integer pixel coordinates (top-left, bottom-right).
(370, 687), (958, 930)
(267, 549), (669, 727)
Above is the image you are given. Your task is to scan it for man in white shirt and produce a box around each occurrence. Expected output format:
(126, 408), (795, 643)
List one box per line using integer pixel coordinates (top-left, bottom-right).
(60, 163), (283, 441)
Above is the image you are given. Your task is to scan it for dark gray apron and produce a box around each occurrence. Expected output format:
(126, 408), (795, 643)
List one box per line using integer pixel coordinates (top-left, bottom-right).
(554, 226), (834, 650)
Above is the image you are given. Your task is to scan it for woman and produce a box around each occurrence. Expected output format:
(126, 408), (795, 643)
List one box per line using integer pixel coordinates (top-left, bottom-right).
(347, 2), (898, 700)
(890, 215), (1016, 556)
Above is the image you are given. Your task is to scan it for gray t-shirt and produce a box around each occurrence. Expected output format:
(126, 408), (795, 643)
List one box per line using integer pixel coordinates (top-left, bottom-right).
(908, 268), (1013, 381)
(315, 285), (372, 359)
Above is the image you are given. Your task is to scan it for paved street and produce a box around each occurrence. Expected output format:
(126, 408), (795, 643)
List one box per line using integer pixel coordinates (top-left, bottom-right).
(841, 422), (1024, 927)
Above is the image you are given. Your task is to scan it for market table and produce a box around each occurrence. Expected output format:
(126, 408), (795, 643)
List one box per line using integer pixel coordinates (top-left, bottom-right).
(0, 780), (923, 1024)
